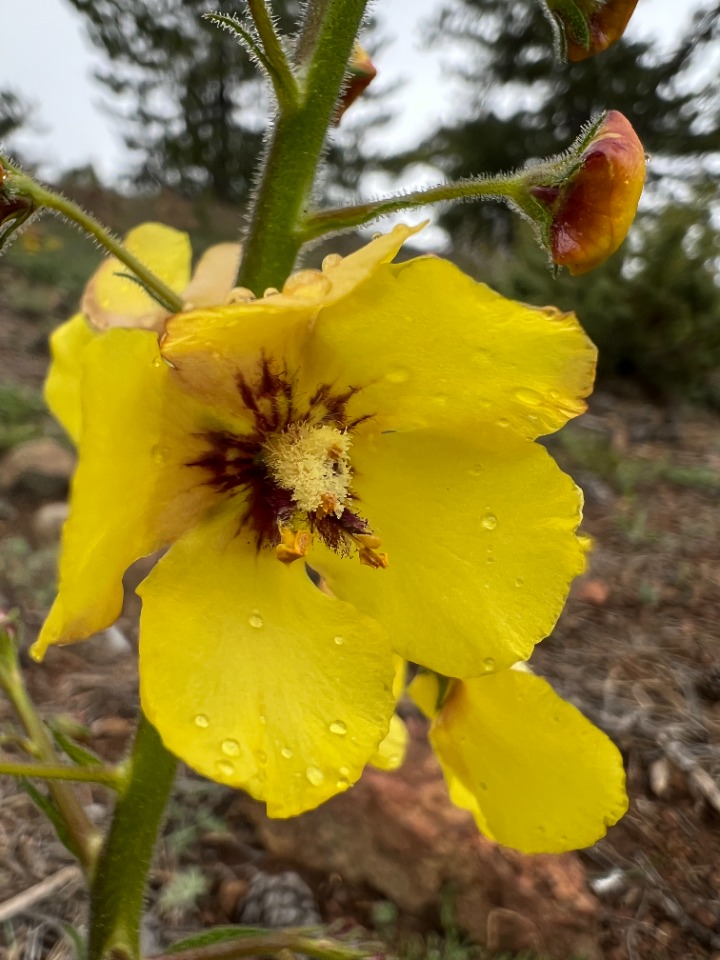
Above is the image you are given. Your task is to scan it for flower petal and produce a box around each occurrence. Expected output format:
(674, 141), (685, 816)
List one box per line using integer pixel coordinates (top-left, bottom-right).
(138, 508), (396, 817)
(33, 329), (218, 658)
(304, 256), (596, 438)
(314, 426), (586, 677)
(181, 242), (242, 308)
(411, 670), (628, 853)
(44, 313), (94, 444)
(82, 223), (191, 331)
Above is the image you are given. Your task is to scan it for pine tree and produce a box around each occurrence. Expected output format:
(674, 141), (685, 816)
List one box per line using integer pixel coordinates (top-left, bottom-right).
(63, 0), (301, 204)
(398, 0), (720, 247)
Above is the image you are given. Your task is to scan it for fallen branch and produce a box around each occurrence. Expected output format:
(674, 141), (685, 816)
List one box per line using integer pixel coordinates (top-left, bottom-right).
(0, 865), (83, 924)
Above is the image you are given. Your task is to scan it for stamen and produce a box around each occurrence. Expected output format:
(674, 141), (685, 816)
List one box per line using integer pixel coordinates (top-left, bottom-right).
(354, 533), (389, 569)
(264, 423), (352, 517)
(276, 528), (312, 565)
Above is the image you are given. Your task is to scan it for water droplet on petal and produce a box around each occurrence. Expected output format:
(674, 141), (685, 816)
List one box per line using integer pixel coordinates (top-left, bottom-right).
(221, 738), (240, 757)
(216, 759), (235, 777)
(515, 577), (524, 588)
(482, 657), (495, 671)
(515, 387), (543, 406)
(255, 749), (267, 764)
(194, 714), (209, 729)
(152, 356), (162, 368)
(248, 610), (264, 629)
(329, 720), (347, 736)
(306, 765), (325, 786)
(281, 746), (293, 759)
(151, 443), (171, 465)
(385, 366), (410, 384)
(336, 777), (350, 790)
(333, 635), (345, 646)
(339, 766), (350, 777)
(496, 418), (510, 428)
(258, 714), (267, 725)
(482, 513), (498, 530)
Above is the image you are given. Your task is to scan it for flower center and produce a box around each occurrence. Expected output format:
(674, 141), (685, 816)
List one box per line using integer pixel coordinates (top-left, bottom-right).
(263, 423), (352, 520)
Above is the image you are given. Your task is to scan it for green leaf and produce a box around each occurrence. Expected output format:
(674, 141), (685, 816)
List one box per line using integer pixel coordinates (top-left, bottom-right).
(19, 778), (80, 861)
(50, 724), (104, 768)
(166, 925), (276, 953)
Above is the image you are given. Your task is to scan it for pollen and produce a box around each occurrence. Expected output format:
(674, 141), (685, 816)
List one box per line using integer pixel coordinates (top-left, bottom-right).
(263, 424), (353, 518)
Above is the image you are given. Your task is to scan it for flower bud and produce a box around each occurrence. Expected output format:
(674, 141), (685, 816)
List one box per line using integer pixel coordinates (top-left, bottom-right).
(545, 0), (639, 61)
(531, 111), (645, 275)
(335, 44), (377, 124)
(0, 162), (36, 246)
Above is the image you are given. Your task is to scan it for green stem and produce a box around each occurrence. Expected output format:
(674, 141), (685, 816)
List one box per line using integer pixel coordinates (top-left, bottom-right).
(237, 0), (369, 293)
(246, 0), (299, 107)
(0, 159), (183, 313)
(0, 759), (124, 787)
(151, 932), (371, 960)
(0, 627), (101, 875)
(88, 714), (177, 960)
(301, 174), (526, 241)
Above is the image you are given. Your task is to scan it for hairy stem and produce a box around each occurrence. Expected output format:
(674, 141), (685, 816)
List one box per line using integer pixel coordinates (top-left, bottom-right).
(88, 714), (177, 960)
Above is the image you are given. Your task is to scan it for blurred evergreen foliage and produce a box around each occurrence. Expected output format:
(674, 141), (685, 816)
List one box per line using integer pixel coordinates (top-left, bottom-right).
(63, 0), (381, 205)
(0, 90), (31, 141)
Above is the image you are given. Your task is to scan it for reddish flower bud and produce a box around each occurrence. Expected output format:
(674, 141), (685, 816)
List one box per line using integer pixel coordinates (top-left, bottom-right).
(0, 162), (37, 248)
(566, 0), (639, 61)
(335, 44), (377, 124)
(532, 111), (645, 275)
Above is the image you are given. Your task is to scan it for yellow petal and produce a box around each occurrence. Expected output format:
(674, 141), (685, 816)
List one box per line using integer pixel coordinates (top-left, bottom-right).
(33, 329), (217, 658)
(314, 426), (585, 677)
(82, 223), (191, 331)
(44, 313), (94, 444)
(138, 508), (396, 817)
(304, 256), (596, 438)
(181, 242), (242, 308)
(411, 670), (628, 853)
(370, 714), (408, 771)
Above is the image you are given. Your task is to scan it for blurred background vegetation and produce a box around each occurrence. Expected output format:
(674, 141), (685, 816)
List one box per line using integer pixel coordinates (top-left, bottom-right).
(2, 0), (720, 406)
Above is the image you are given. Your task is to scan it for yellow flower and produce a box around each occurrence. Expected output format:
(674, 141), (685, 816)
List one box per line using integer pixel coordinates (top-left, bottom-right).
(410, 669), (627, 853)
(35, 222), (599, 824)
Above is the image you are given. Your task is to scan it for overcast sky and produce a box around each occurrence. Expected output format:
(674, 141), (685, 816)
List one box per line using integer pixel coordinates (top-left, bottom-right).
(1, 0), (701, 185)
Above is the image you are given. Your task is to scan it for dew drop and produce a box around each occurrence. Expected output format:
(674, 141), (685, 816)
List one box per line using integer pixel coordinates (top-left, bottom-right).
(496, 417), (510, 428)
(151, 443), (171, 465)
(152, 356), (162, 368)
(339, 765), (350, 777)
(306, 765), (325, 786)
(255, 749), (268, 764)
(333, 635), (345, 646)
(385, 366), (410, 384)
(221, 738), (240, 757)
(248, 610), (264, 629)
(482, 657), (496, 672)
(515, 577), (524, 588)
(281, 746), (294, 759)
(216, 759), (235, 777)
(515, 387), (543, 406)
(193, 713), (210, 729)
(258, 714), (267, 725)
(482, 513), (498, 530)
(336, 777), (350, 790)
(329, 720), (347, 736)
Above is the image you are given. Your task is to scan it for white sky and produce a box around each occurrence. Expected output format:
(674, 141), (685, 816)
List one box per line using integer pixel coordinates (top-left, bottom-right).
(1, 0), (702, 184)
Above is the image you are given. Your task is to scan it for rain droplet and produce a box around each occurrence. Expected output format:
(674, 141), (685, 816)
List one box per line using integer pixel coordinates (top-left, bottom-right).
(336, 777), (350, 790)
(221, 738), (240, 757)
(482, 513), (498, 530)
(329, 720), (347, 736)
(339, 766), (350, 777)
(216, 759), (235, 777)
(281, 746), (293, 759)
(515, 387), (543, 406)
(193, 714), (209, 729)
(496, 417), (510, 428)
(152, 356), (162, 368)
(151, 443), (171, 465)
(248, 610), (264, 629)
(385, 366), (410, 384)
(333, 635), (345, 646)
(482, 657), (496, 672)
(306, 765), (325, 786)
(255, 749), (268, 764)
(258, 714), (267, 725)
(515, 577), (524, 588)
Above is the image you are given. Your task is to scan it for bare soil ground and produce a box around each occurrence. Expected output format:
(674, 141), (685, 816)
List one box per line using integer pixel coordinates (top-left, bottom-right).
(0, 210), (719, 960)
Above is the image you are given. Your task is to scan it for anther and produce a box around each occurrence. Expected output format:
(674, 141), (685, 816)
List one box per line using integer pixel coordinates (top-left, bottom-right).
(276, 528), (312, 565)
